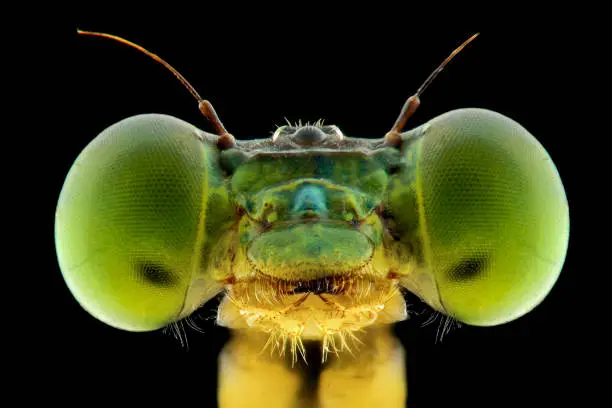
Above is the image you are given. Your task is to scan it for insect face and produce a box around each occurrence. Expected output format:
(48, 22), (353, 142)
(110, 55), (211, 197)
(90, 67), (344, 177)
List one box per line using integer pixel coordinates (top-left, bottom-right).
(59, 32), (569, 359)
(215, 127), (408, 342)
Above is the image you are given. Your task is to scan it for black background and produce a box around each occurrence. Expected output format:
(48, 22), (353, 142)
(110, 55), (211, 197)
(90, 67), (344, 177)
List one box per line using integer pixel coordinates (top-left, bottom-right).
(44, 14), (582, 407)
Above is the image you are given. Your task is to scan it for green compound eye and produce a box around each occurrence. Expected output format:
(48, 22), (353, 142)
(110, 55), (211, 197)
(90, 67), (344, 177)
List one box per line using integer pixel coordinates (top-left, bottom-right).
(389, 108), (569, 326)
(55, 114), (229, 332)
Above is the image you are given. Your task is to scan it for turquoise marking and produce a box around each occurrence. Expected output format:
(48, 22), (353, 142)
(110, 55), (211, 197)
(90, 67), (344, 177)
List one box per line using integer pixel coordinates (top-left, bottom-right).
(292, 184), (329, 218)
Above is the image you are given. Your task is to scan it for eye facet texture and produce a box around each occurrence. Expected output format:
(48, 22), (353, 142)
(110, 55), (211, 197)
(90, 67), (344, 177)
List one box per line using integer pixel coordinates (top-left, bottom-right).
(55, 114), (227, 331)
(392, 108), (569, 326)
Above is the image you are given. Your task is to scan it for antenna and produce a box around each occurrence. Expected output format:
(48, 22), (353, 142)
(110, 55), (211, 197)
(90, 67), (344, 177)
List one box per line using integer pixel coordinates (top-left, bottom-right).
(385, 33), (479, 146)
(77, 29), (234, 146)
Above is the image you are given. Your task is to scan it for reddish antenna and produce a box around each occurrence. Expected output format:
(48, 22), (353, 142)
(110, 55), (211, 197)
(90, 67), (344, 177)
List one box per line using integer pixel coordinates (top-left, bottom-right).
(385, 33), (479, 146)
(77, 29), (235, 147)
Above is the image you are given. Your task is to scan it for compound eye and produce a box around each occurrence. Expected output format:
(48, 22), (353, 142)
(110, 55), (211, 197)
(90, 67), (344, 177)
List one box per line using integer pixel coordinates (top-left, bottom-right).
(55, 114), (223, 331)
(415, 108), (569, 326)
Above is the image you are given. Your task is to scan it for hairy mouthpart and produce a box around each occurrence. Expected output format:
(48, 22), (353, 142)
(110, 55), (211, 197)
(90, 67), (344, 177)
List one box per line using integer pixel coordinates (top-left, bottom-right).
(220, 273), (407, 365)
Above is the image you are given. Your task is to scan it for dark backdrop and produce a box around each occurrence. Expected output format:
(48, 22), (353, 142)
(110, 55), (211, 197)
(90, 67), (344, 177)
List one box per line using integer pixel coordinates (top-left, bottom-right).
(45, 17), (581, 407)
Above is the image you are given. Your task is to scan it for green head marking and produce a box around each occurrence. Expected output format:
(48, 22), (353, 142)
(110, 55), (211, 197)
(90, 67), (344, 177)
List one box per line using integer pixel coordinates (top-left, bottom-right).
(230, 149), (389, 282)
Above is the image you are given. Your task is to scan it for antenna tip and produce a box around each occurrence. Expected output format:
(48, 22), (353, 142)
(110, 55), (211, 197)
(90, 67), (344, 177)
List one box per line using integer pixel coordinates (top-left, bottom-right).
(77, 29), (94, 36)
